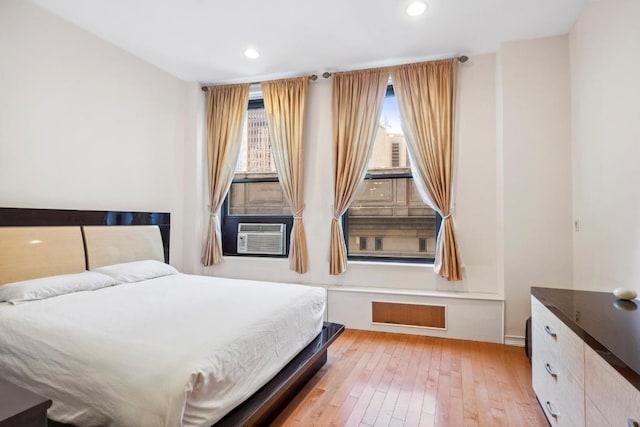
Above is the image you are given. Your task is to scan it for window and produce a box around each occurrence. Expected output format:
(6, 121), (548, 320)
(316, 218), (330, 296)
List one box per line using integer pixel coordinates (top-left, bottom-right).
(344, 83), (441, 263)
(359, 237), (368, 250)
(375, 237), (383, 251)
(221, 90), (292, 257)
(391, 142), (400, 167)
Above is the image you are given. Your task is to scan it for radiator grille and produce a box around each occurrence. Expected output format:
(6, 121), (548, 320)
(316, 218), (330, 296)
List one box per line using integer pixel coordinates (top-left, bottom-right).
(372, 301), (446, 329)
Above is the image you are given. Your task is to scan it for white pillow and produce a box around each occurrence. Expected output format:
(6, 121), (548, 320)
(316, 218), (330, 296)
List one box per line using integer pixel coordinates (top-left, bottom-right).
(0, 271), (119, 304)
(92, 260), (179, 283)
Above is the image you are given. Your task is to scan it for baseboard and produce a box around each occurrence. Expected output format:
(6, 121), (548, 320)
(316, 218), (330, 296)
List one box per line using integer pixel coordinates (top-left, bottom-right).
(504, 335), (525, 347)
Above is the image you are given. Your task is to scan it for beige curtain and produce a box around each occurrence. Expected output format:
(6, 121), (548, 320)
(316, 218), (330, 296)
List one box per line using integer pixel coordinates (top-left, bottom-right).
(201, 84), (250, 266)
(330, 68), (389, 275)
(391, 59), (463, 281)
(262, 77), (309, 273)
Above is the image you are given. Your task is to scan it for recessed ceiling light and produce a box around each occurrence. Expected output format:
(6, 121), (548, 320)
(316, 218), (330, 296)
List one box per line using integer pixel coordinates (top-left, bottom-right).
(244, 48), (260, 59)
(406, 1), (428, 17)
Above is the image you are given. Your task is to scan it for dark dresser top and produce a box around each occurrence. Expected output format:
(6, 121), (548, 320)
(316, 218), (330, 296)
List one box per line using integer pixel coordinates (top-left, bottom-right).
(531, 287), (640, 391)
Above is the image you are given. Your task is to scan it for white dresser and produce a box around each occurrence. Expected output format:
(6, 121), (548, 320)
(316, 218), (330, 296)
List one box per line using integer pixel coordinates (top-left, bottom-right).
(531, 288), (640, 427)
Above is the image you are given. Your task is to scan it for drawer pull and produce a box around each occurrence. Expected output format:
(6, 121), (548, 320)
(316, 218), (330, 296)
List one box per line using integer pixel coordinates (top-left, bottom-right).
(545, 401), (559, 418)
(628, 420), (639, 427)
(544, 325), (557, 338)
(544, 363), (558, 378)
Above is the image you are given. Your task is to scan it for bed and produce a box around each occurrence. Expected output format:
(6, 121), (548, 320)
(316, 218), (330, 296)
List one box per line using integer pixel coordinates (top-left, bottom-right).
(0, 207), (343, 426)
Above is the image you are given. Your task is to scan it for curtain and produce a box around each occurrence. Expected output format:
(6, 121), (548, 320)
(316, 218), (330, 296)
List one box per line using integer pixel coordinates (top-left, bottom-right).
(330, 68), (389, 275)
(391, 59), (463, 281)
(262, 77), (309, 273)
(201, 84), (250, 266)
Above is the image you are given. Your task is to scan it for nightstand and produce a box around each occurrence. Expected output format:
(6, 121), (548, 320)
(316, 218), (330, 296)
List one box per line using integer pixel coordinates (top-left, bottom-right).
(0, 378), (51, 427)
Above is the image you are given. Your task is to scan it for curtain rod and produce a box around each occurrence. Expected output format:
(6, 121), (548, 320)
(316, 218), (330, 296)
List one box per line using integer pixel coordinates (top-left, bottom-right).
(200, 55), (468, 92)
(200, 73), (329, 92)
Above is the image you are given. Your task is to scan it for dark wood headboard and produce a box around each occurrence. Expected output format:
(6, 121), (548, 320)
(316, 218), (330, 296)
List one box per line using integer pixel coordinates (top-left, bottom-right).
(0, 208), (170, 263)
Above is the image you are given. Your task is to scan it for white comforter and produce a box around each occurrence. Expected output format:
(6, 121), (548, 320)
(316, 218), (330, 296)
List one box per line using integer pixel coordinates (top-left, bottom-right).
(0, 274), (326, 426)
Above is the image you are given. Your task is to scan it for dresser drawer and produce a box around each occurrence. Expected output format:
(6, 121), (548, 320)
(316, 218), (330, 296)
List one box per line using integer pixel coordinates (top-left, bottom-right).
(531, 296), (584, 387)
(585, 395), (610, 427)
(532, 335), (585, 426)
(585, 346), (640, 427)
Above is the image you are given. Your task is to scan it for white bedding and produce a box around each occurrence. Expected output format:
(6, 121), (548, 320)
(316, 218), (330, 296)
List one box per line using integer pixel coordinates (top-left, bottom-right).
(0, 274), (326, 426)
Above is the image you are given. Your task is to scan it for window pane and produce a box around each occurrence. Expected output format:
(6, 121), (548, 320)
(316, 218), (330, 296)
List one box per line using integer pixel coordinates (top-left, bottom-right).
(419, 238), (426, 252)
(236, 108), (277, 174)
(369, 94), (409, 172)
(230, 106), (287, 216)
(375, 237), (383, 251)
(347, 177), (437, 259)
(359, 237), (367, 250)
(228, 181), (290, 215)
(347, 88), (438, 260)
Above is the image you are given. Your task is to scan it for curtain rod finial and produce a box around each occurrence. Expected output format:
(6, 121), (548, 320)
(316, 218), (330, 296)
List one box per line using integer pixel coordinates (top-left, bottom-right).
(322, 72), (332, 79)
(458, 55), (469, 63)
(309, 74), (318, 81)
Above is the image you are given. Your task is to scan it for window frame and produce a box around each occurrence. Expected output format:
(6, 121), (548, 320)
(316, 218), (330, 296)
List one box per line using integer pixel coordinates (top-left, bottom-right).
(220, 96), (293, 258)
(342, 84), (442, 265)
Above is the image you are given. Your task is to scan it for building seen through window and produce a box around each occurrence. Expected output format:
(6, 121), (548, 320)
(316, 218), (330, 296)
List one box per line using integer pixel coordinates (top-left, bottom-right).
(236, 109), (275, 174)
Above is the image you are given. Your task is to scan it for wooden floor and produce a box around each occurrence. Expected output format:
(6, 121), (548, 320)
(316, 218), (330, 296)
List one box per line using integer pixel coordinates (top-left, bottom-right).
(272, 329), (547, 427)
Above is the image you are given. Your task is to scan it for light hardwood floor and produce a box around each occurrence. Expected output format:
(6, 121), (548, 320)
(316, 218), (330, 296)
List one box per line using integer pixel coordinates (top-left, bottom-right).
(272, 329), (547, 427)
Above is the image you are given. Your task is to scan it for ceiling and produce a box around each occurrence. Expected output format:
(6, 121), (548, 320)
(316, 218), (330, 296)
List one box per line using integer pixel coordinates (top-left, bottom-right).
(31, 0), (587, 84)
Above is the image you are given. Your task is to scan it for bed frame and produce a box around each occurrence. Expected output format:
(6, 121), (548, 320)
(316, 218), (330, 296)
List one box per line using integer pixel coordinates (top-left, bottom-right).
(0, 207), (344, 427)
(0, 207), (171, 263)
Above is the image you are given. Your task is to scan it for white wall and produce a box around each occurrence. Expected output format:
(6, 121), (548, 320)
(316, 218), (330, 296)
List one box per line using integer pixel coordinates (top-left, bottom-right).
(455, 54), (499, 296)
(180, 84), (208, 274)
(498, 36), (574, 339)
(191, 54), (500, 297)
(0, 0), (190, 268)
(570, 0), (640, 294)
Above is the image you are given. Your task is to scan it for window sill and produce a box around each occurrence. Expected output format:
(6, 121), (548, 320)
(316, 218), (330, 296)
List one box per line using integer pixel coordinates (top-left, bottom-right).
(222, 254), (288, 261)
(327, 286), (504, 302)
(348, 260), (434, 268)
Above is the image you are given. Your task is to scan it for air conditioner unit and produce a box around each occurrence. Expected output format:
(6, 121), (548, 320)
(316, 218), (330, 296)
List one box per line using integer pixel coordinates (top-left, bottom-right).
(237, 223), (286, 255)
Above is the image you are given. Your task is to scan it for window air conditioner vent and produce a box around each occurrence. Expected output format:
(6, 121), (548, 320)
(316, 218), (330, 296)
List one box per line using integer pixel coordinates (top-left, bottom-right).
(237, 223), (286, 255)
(238, 223), (285, 233)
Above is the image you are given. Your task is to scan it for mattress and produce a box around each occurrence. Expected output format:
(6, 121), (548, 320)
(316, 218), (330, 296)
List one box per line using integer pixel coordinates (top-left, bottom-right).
(0, 274), (326, 426)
